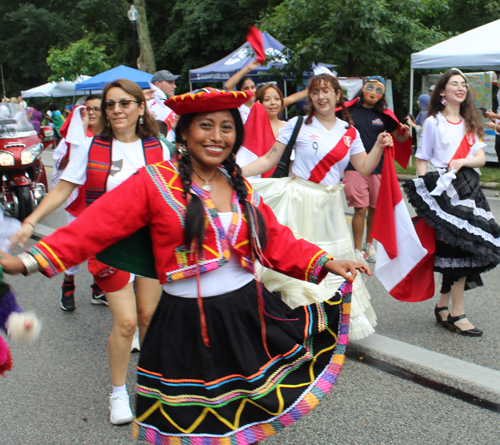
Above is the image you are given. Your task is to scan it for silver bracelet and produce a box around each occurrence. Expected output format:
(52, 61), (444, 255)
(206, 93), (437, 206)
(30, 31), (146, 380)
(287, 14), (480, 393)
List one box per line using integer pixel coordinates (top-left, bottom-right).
(18, 252), (40, 276)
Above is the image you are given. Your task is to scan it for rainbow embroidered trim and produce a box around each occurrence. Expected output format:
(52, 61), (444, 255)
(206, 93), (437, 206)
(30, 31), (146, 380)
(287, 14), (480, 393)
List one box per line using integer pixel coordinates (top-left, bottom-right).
(27, 244), (65, 277)
(133, 282), (352, 444)
(306, 251), (333, 284)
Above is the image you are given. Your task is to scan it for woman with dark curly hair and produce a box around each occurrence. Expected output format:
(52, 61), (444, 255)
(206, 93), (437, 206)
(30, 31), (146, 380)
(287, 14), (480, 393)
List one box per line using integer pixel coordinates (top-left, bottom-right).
(404, 69), (500, 337)
(0, 88), (369, 444)
(242, 74), (393, 340)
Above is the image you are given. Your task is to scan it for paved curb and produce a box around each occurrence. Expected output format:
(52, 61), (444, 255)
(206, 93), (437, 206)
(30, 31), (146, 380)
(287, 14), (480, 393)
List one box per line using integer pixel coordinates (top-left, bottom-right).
(397, 174), (499, 190)
(351, 334), (500, 398)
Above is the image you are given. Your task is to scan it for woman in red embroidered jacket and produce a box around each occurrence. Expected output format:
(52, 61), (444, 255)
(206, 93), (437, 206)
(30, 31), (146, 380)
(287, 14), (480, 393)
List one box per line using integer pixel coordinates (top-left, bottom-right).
(10, 79), (171, 426)
(242, 74), (393, 341)
(404, 69), (500, 336)
(1, 88), (369, 445)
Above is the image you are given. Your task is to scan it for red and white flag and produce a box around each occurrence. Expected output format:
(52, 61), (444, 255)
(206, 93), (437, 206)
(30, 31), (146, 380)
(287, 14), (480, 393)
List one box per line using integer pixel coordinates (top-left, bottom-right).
(246, 25), (266, 63)
(371, 146), (435, 302)
(236, 102), (276, 177)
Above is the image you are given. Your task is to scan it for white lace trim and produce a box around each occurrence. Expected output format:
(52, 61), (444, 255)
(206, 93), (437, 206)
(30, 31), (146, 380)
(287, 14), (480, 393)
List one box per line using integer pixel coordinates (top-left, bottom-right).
(444, 180), (494, 221)
(434, 256), (489, 269)
(414, 178), (500, 247)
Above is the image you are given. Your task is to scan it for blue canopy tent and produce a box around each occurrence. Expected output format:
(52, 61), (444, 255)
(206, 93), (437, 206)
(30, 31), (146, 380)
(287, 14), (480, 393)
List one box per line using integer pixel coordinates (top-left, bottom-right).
(75, 65), (153, 92)
(189, 32), (336, 89)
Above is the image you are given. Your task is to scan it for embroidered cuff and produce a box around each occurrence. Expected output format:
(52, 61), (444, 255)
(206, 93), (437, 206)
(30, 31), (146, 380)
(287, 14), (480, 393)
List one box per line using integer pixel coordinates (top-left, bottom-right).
(306, 252), (333, 284)
(27, 243), (66, 278)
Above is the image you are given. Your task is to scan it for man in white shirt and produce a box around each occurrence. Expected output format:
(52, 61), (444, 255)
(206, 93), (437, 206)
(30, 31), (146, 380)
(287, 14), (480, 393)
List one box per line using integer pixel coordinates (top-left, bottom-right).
(147, 70), (181, 134)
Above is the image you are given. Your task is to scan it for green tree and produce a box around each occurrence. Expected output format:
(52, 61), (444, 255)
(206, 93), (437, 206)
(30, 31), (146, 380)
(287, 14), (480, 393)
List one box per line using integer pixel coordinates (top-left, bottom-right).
(47, 36), (112, 81)
(158, 0), (263, 92)
(259, 0), (450, 116)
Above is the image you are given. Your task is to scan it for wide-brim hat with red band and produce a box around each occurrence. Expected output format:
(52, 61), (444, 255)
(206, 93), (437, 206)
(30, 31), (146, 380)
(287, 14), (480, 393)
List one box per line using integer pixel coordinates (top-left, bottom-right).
(165, 88), (253, 115)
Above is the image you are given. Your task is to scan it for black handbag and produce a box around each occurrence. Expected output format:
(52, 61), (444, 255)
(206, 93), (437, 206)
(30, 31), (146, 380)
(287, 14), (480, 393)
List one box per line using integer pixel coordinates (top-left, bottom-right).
(271, 116), (303, 178)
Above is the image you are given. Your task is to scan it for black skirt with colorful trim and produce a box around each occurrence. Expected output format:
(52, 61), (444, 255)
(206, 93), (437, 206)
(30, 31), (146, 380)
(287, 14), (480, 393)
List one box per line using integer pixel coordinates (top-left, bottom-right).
(133, 280), (351, 444)
(403, 167), (500, 293)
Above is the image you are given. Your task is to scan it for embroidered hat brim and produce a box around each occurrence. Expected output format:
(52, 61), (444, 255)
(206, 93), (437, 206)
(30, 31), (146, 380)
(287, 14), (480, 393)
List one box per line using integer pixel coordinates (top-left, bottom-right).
(165, 88), (253, 115)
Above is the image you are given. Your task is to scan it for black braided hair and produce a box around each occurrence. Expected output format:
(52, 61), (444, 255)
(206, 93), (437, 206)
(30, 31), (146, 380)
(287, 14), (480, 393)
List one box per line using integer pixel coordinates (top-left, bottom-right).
(175, 108), (267, 252)
(222, 153), (267, 251)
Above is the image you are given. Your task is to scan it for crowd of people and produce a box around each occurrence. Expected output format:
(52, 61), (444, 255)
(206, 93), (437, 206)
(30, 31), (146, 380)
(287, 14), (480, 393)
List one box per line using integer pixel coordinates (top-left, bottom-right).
(1, 64), (499, 445)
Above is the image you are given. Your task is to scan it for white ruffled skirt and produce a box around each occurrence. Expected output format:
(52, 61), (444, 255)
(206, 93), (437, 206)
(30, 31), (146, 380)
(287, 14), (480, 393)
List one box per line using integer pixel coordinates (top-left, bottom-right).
(249, 176), (376, 340)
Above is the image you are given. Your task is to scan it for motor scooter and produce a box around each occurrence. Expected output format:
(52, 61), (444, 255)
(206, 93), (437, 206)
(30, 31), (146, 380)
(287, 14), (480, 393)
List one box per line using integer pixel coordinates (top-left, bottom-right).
(0, 103), (48, 221)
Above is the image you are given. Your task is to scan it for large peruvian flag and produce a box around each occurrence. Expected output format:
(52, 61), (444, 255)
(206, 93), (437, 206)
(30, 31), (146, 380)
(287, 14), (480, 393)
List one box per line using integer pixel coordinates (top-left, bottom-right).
(371, 146), (436, 302)
(236, 102), (276, 177)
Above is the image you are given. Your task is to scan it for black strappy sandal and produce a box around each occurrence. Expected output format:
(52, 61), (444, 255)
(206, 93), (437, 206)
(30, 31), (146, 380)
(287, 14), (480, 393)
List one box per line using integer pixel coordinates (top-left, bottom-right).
(447, 314), (483, 337)
(434, 305), (449, 329)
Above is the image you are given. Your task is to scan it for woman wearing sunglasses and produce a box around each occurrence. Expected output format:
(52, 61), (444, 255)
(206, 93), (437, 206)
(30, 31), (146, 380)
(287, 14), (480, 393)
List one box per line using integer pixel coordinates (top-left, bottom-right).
(11, 79), (171, 425)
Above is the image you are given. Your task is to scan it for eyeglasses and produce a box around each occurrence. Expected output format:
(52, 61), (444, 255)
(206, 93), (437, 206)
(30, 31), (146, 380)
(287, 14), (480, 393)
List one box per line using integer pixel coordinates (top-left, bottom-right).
(87, 106), (101, 114)
(310, 88), (335, 98)
(104, 99), (141, 111)
(365, 84), (385, 95)
(448, 81), (469, 90)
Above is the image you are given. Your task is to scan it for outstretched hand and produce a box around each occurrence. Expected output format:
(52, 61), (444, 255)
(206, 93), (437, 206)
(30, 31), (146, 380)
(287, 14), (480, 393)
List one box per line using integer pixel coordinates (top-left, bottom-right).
(10, 223), (35, 248)
(0, 251), (26, 275)
(324, 259), (371, 283)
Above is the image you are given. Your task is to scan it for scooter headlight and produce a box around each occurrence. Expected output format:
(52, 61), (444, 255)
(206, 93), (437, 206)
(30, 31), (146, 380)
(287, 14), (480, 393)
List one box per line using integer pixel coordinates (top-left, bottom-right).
(0, 151), (15, 166)
(21, 143), (44, 165)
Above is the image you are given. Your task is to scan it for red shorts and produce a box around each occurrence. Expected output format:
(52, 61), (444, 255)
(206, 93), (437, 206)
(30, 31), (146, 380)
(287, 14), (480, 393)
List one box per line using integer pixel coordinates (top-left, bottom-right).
(343, 170), (382, 208)
(87, 256), (131, 293)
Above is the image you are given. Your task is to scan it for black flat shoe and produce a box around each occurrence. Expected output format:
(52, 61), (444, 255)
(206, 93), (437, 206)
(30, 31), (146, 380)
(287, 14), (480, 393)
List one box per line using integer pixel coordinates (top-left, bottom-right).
(447, 314), (483, 337)
(434, 305), (449, 328)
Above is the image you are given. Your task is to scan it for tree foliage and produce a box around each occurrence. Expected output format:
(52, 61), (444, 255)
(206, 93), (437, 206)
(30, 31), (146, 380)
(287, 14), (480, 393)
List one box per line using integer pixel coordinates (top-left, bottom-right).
(1, 0), (500, 117)
(47, 37), (112, 81)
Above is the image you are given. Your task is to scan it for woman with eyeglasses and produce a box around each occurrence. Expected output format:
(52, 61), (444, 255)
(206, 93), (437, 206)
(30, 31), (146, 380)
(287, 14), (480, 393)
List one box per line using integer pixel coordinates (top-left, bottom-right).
(404, 69), (500, 337)
(45, 94), (108, 310)
(11, 79), (170, 424)
(242, 74), (393, 340)
(0, 87), (370, 444)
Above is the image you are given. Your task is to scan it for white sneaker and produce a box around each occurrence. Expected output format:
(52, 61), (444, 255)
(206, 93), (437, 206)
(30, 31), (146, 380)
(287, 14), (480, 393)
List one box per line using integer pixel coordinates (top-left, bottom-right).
(354, 249), (366, 263)
(109, 393), (133, 425)
(131, 328), (140, 353)
(365, 243), (377, 263)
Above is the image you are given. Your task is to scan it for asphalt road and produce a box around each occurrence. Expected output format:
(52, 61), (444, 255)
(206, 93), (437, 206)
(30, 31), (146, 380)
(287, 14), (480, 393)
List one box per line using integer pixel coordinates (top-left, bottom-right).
(1, 151), (500, 445)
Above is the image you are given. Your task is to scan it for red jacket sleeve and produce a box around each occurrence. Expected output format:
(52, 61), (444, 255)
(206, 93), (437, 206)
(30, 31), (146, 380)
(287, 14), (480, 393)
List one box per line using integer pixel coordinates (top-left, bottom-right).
(27, 169), (153, 277)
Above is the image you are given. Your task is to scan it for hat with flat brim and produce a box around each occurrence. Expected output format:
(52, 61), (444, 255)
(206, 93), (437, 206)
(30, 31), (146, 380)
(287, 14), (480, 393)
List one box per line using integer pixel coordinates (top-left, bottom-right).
(165, 88), (253, 115)
(152, 70), (181, 83)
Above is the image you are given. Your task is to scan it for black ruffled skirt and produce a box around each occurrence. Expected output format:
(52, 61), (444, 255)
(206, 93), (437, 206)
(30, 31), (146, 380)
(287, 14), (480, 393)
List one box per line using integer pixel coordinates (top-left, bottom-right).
(403, 167), (500, 293)
(133, 280), (352, 444)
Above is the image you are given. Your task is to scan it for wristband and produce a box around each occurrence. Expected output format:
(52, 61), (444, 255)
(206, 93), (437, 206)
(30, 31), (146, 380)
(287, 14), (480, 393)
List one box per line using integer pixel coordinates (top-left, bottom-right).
(22, 220), (35, 229)
(17, 252), (40, 276)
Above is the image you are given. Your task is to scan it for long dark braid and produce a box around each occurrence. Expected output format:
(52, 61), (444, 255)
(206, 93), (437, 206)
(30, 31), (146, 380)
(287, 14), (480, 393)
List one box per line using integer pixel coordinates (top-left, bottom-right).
(222, 154), (267, 252)
(175, 109), (267, 253)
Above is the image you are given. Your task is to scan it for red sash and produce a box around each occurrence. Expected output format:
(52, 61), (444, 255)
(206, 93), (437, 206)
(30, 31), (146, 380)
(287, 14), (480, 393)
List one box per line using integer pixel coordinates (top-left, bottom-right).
(450, 132), (475, 163)
(66, 136), (163, 216)
(308, 126), (357, 183)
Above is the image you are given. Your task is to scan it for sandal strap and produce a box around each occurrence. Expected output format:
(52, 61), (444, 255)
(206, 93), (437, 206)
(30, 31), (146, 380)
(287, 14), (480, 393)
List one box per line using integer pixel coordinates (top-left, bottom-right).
(448, 313), (466, 323)
(436, 306), (449, 313)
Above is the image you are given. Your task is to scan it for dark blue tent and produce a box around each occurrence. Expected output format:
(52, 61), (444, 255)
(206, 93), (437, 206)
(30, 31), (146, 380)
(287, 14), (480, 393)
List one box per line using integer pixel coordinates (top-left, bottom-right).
(75, 65), (153, 91)
(189, 32), (336, 85)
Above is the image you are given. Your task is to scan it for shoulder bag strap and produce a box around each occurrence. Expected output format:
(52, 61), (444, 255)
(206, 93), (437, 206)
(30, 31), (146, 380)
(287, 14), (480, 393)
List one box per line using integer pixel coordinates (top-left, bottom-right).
(272, 116), (303, 178)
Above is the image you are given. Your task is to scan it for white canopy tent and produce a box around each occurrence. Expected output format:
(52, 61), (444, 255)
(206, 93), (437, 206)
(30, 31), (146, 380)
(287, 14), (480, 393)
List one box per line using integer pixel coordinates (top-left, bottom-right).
(409, 18), (500, 113)
(21, 75), (92, 98)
